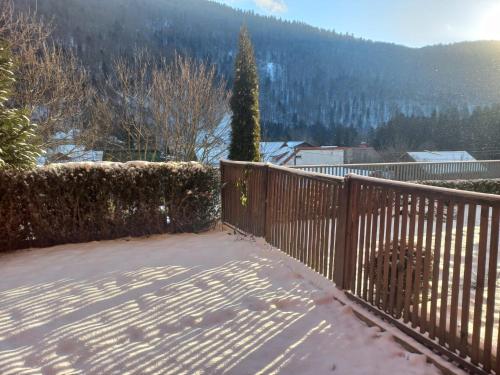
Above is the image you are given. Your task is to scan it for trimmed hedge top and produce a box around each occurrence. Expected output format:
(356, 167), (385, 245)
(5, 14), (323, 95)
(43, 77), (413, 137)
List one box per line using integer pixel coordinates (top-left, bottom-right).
(0, 161), (220, 251)
(421, 179), (500, 196)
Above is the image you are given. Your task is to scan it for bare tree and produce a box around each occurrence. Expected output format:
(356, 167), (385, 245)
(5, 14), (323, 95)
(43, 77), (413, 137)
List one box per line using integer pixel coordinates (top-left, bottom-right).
(104, 50), (155, 161)
(151, 53), (230, 163)
(104, 49), (230, 163)
(0, 0), (98, 162)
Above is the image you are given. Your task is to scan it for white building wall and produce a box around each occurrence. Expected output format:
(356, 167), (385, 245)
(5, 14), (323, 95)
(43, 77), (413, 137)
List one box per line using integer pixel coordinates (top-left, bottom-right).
(285, 149), (345, 166)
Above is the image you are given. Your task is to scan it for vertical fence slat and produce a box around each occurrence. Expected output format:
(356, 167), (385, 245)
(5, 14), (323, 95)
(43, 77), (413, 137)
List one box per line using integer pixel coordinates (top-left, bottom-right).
(311, 178), (318, 269)
(459, 203), (476, 357)
(388, 191), (401, 314)
(362, 186), (374, 300)
(483, 206), (499, 371)
(438, 200), (455, 345)
(403, 194), (417, 323)
(412, 195), (426, 327)
(306, 179), (314, 269)
(297, 176), (306, 263)
(396, 193), (409, 316)
(284, 173), (291, 255)
(357, 184), (368, 296)
(348, 181), (361, 291)
(471, 205), (491, 364)
(420, 197), (434, 333)
(449, 202), (465, 351)
(291, 174), (299, 260)
(368, 188), (381, 305)
(333, 181), (349, 287)
(382, 190), (394, 311)
(312, 180), (321, 272)
(278, 171), (286, 251)
(429, 200), (444, 339)
(321, 182), (331, 277)
(375, 188), (387, 308)
(328, 185), (340, 280)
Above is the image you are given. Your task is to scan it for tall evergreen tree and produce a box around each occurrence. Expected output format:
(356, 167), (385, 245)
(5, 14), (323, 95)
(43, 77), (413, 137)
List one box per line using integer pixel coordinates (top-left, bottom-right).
(0, 42), (41, 169)
(229, 26), (261, 161)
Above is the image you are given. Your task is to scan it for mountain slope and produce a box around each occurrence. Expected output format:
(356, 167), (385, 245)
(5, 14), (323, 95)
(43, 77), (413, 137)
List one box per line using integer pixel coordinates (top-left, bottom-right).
(18, 0), (500, 133)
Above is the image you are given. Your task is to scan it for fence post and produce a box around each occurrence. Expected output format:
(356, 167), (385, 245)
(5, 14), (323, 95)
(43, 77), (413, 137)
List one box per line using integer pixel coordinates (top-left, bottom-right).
(332, 175), (359, 290)
(333, 176), (350, 288)
(262, 164), (270, 238)
(220, 160), (226, 224)
(344, 177), (360, 291)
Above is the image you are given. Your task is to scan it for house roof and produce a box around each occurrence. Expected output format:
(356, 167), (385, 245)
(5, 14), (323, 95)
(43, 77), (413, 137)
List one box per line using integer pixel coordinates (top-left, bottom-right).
(260, 142), (287, 162)
(260, 141), (311, 163)
(284, 141), (309, 148)
(407, 151), (476, 162)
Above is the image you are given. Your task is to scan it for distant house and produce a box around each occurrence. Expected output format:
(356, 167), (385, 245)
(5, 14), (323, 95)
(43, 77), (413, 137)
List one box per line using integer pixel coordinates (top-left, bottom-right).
(198, 140), (379, 166)
(404, 151), (486, 178)
(260, 141), (312, 164)
(344, 143), (382, 164)
(194, 140), (310, 166)
(405, 151), (476, 163)
(260, 142), (288, 162)
(282, 146), (344, 166)
(281, 143), (381, 166)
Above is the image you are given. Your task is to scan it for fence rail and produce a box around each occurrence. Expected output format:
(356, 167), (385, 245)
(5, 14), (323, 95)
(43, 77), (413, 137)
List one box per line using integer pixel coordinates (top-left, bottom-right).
(291, 160), (500, 181)
(221, 160), (500, 374)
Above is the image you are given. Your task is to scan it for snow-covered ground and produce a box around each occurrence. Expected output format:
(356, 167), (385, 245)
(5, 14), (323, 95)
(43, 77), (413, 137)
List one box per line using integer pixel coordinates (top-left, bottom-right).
(0, 230), (446, 375)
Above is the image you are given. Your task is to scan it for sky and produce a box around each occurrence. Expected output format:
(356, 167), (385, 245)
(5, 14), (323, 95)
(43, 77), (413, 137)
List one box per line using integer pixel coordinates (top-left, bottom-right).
(215, 0), (500, 47)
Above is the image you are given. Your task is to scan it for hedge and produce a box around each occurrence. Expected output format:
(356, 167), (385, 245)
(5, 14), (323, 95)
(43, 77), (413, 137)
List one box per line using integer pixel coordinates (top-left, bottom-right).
(0, 161), (220, 251)
(420, 179), (500, 195)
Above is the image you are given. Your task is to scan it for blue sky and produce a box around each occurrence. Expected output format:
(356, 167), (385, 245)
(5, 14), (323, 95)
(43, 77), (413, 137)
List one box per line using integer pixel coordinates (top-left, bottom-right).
(215, 0), (500, 47)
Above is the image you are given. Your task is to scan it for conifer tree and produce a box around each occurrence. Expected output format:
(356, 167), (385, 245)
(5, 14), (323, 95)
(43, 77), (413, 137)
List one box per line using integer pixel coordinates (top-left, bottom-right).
(0, 42), (41, 169)
(229, 26), (261, 161)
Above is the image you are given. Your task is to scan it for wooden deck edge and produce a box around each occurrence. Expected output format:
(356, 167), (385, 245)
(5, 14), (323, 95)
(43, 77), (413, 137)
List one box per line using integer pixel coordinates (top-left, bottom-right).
(343, 292), (486, 375)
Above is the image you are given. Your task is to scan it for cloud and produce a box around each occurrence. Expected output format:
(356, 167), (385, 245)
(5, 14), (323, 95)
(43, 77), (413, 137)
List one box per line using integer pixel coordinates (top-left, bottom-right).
(217, 0), (287, 14)
(254, 0), (287, 13)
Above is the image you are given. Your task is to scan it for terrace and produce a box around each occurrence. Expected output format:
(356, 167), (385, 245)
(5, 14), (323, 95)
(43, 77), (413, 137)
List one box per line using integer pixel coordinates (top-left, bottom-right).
(1, 160), (499, 374)
(0, 230), (446, 374)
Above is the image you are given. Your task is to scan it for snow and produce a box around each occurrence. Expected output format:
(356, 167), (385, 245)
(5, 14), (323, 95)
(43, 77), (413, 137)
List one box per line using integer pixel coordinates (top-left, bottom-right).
(0, 230), (443, 375)
(266, 62), (277, 81)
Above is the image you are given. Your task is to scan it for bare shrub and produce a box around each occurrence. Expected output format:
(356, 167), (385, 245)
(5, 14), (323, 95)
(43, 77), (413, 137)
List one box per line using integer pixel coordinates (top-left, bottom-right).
(370, 241), (432, 317)
(102, 49), (230, 163)
(0, 0), (98, 161)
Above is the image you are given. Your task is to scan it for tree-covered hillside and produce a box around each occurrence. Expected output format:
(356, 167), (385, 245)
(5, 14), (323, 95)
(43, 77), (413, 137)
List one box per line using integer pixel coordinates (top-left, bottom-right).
(17, 0), (500, 138)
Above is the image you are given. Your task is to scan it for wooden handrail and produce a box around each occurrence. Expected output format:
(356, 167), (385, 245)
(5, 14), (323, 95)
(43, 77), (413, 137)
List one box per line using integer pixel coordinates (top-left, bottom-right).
(348, 174), (500, 205)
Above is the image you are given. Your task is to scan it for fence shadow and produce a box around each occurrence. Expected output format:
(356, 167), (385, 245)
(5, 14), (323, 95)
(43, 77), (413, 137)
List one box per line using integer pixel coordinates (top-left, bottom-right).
(0, 236), (362, 375)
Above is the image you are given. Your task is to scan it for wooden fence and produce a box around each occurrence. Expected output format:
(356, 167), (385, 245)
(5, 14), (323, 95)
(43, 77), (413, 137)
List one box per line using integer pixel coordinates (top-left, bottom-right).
(221, 160), (500, 375)
(291, 160), (500, 181)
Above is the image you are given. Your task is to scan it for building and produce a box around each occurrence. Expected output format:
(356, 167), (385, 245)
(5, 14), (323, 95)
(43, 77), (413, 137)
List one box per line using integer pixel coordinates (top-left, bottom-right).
(405, 151), (476, 163)
(344, 143), (382, 164)
(281, 146), (345, 166)
(404, 151), (486, 179)
(260, 141), (312, 164)
(281, 143), (381, 166)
